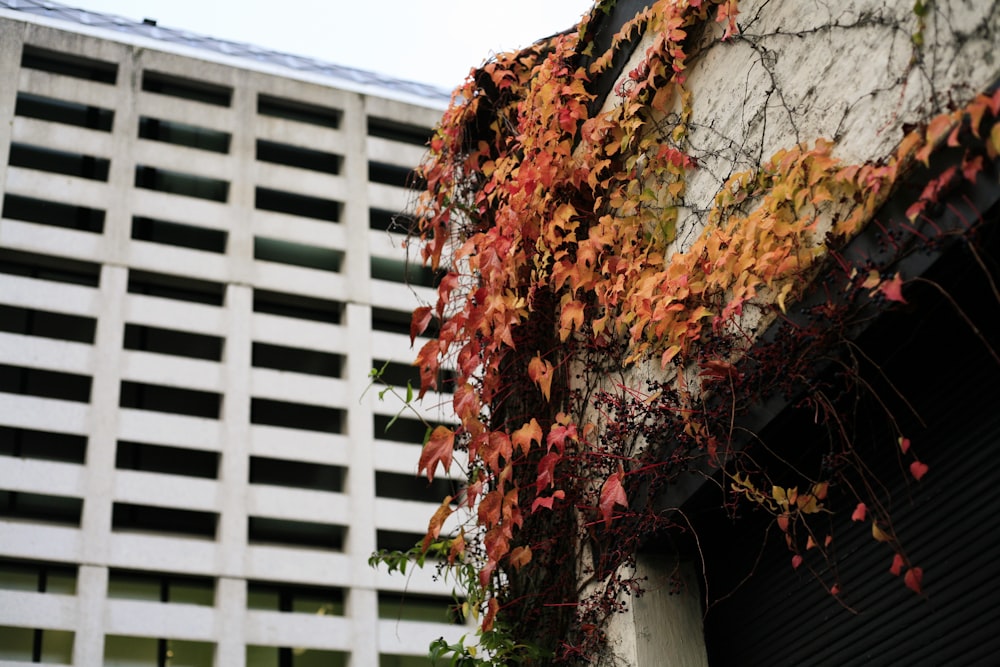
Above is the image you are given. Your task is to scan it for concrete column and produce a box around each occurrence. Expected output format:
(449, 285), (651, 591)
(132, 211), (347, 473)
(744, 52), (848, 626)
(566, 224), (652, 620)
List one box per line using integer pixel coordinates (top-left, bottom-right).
(0, 19), (23, 191)
(633, 556), (708, 667)
(72, 564), (109, 666)
(215, 576), (248, 666)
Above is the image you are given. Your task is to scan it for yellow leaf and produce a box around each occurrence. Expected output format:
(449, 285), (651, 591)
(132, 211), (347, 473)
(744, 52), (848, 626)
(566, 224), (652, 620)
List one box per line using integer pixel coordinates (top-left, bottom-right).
(872, 522), (891, 543)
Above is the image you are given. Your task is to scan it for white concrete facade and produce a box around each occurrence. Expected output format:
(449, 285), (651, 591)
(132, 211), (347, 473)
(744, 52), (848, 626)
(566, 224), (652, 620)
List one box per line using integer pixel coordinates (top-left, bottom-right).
(0, 7), (462, 667)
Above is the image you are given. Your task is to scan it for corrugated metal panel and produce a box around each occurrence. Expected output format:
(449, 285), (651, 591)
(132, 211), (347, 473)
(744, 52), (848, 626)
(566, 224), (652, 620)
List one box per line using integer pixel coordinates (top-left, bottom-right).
(698, 222), (1000, 666)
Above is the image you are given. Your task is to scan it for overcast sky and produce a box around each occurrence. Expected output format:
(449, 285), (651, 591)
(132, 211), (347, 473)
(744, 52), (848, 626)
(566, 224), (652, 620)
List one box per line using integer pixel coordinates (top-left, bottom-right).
(64, 0), (594, 91)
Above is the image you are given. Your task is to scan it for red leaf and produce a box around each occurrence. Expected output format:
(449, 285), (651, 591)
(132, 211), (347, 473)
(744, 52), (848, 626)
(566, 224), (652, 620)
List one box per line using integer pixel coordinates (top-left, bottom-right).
(910, 460), (929, 481)
(414, 339), (440, 398)
(898, 437), (911, 454)
(535, 451), (561, 493)
(453, 383), (478, 422)
(791, 554), (803, 569)
(478, 489), (502, 526)
(482, 596), (499, 632)
(599, 466), (628, 528)
(851, 502), (867, 522)
(879, 273), (907, 303)
(904, 566), (924, 594)
(531, 489), (565, 512)
(830, 584), (841, 596)
(448, 530), (465, 563)
(418, 426), (454, 482)
(410, 306), (432, 344)
(776, 514), (789, 533)
(890, 553), (905, 576)
(422, 495), (454, 552)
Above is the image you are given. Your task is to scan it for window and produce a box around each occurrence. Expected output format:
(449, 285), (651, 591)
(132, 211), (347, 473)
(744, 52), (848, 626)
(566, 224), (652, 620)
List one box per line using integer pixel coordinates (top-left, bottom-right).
(0, 558), (76, 594)
(0, 427), (86, 464)
(247, 645), (348, 667)
(123, 324), (223, 361)
(0, 626), (74, 664)
(368, 162), (424, 190)
(135, 166), (229, 202)
(256, 139), (341, 174)
(104, 635), (213, 667)
(255, 187), (340, 222)
(119, 381), (221, 419)
(375, 471), (454, 504)
(247, 517), (345, 550)
(258, 94), (341, 129)
(369, 209), (414, 233)
(138, 117), (231, 153)
(0, 304), (96, 343)
(247, 580), (344, 615)
(0, 491), (82, 526)
(373, 414), (429, 445)
(3, 194), (105, 233)
(250, 399), (344, 434)
(249, 457), (344, 493)
(371, 256), (438, 288)
(376, 530), (425, 553)
(254, 237), (343, 272)
(378, 591), (463, 624)
(127, 270), (225, 306)
(0, 364), (92, 403)
(0, 249), (100, 287)
(252, 343), (343, 378)
(14, 92), (114, 131)
(142, 70), (231, 106)
(367, 117), (431, 147)
(131, 217), (228, 253)
(116, 441), (219, 480)
(21, 44), (116, 83)
(111, 503), (217, 539)
(8, 144), (110, 181)
(107, 569), (214, 605)
(253, 290), (343, 324)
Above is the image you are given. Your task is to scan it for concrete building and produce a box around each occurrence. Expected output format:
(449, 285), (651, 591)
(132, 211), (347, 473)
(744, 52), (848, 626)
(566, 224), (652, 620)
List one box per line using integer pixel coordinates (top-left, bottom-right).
(0, 2), (464, 665)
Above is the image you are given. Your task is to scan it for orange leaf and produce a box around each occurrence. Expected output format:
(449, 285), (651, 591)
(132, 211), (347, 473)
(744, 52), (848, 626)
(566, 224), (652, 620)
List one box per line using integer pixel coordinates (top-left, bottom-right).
(776, 514), (789, 533)
(422, 495), (454, 552)
(806, 535), (817, 550)
(418, 426), (454, 482)
(478, 489), (502, 526)
(599, 466), (628, 528)
(453, 383), (479, 422)
(851, 503), (867, 522)
(448, 530), (465, 564)
(512, 418), (542, 455)
(910, 460), (929, 481)
(904, 566), (924, 594)
(482, 597), (499, 632)
(528, 354), (554, 401)
(890, 553), (905, 576)
(509, 545), (532, 569)
(559, 299), (585, 341)
(531, 489), (565, 512)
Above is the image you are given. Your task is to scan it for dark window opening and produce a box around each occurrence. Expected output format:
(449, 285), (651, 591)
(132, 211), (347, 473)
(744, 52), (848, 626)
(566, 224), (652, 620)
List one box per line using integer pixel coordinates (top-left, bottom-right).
(104, 636), (213, 667)
(371, 256), (438, 288)
(377, 591), (464, 624)
(375, 471), (455, 504)
(247, 517), (345, 550)
(134, 166), (229, 202)
(0, 558), (77, 594)
(3, 194), (105, 233)
(255, 187), (340, 222)
(8, 143), (109, 181)
(256, 139), (341, 174)
(374, 358), (455, 394)
(127, 269), (224, 306)
(0, 364), (91, 403)
(107, 569), (214, 605)
(247, 580), (345, 614)
(138, 117), (230, 153)
(373, 414), (429, 445)
(376, 529), (426, 553)
(250, 399), (344, 434)
(0, 626), (74, 664)
(14, 93), (114, 131)
(141, 71), (232, 107)
(0, 491), (82, 526)
(123, 324), (223, 361)
(119, 381), (221, 419)
(249, 457), (344, 493)
(373, 307), (439, 337)
(0, 427), (87, 464)
(0, 249), (100, 287)
(21, 44), (117, 83)
(0, 304), (95, 343)
(131, 216), (227, 253)
(367, 117), (431, 147)
(368, 162), (424, 190)
(253, 289), (343, 324)
(369, 209), (415, 234)
(115, 441), (219, 480)
(246, 645), (347, 667)
(112, 503), (217, 538)
(257, 94), (341, 129)
(253, 237), (343, 272)
(252, 342), (343, 377)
